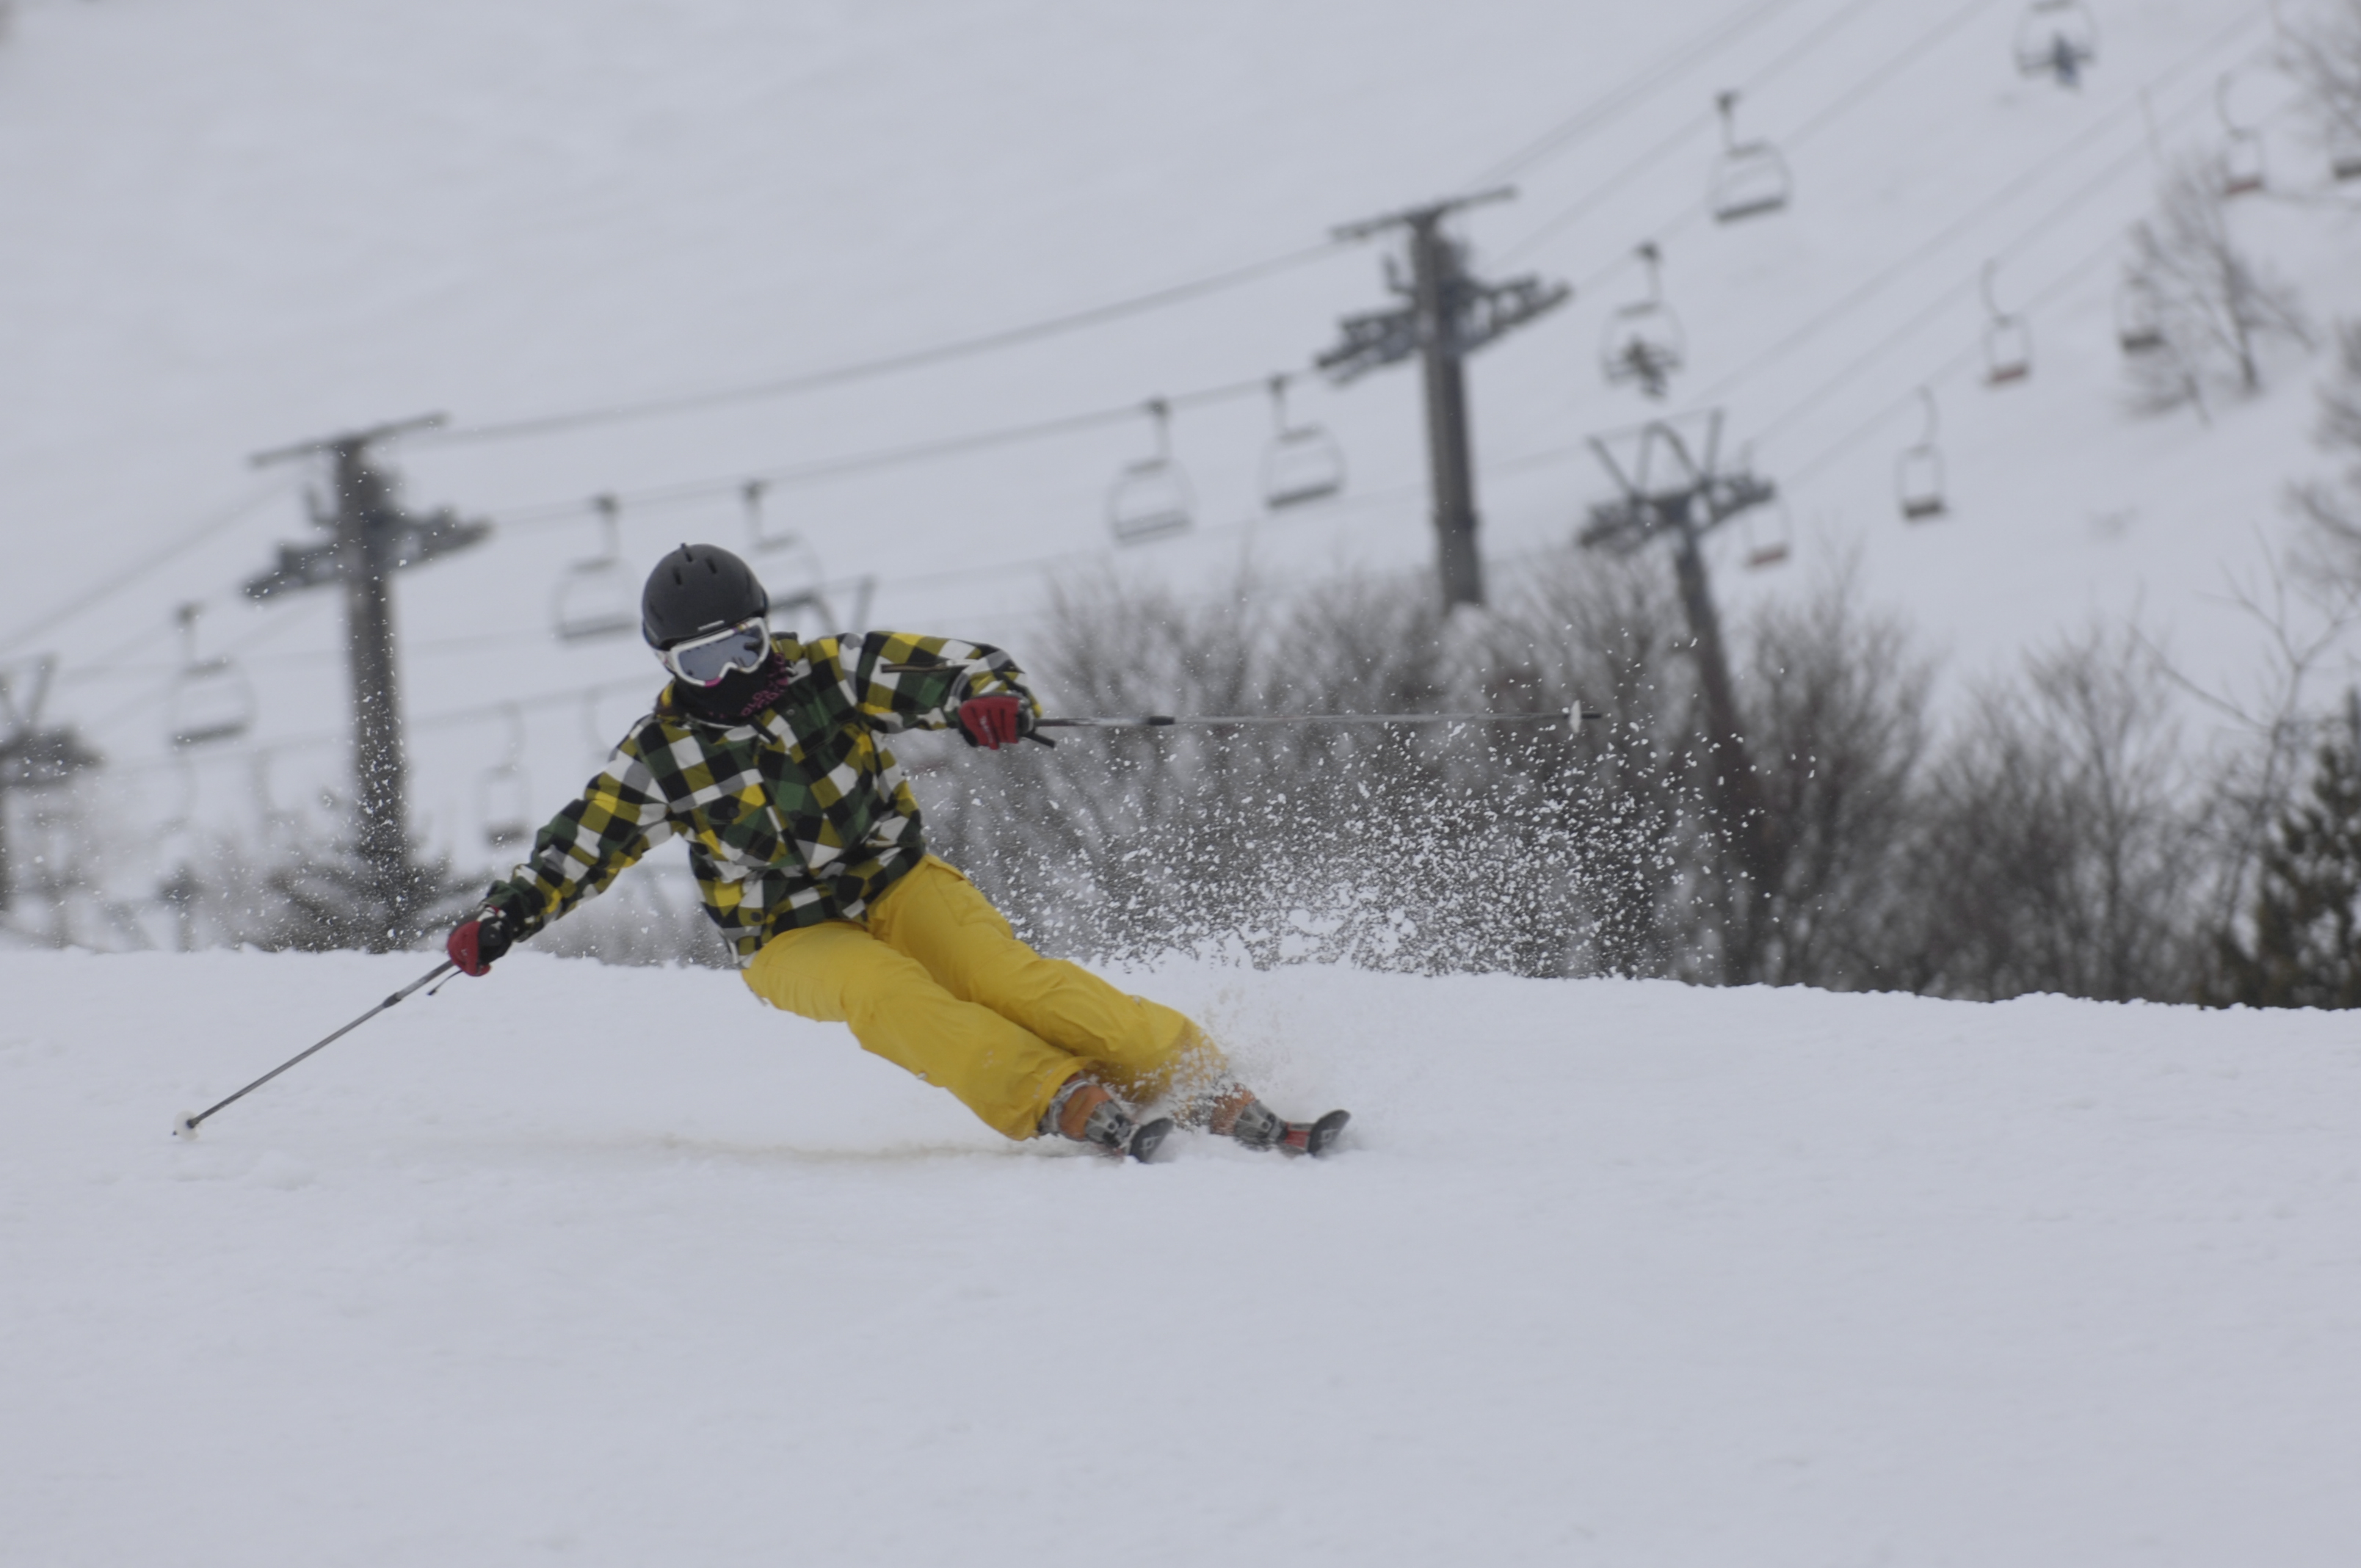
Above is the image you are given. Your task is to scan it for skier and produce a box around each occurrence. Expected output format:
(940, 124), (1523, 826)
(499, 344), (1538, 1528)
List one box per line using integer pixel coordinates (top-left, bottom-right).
(443, 543), (1347, 1161)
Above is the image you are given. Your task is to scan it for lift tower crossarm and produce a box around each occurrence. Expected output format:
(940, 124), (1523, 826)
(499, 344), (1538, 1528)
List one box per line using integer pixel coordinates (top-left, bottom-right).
(249, 413), (449, 469)
(1318, 189), (1569, 611)
(1327, 186), (1518, 244)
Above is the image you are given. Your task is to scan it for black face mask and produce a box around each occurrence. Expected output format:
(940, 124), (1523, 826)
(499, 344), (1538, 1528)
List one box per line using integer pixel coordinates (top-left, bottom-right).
(673, 650), (796, 724)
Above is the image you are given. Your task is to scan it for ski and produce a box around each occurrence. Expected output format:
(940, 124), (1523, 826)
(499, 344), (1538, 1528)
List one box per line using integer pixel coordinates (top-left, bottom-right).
(1280, 1109), (1351, 1157)
(1127, 1117), (1176, 1163)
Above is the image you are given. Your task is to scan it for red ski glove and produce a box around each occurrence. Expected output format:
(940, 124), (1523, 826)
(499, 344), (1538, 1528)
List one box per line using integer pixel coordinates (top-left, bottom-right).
(446, 910), (515, 977)
(957, 693), (1027, 750)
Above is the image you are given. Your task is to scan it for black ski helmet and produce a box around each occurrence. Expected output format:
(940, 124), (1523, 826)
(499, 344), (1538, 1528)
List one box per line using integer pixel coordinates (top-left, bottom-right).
(641, 543), (769, 647)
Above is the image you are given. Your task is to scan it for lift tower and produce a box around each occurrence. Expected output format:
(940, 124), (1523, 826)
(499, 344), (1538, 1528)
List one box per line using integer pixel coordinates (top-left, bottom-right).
(245, 415), (487, 931)
(1319, 189), (1568, 611)
(1580, 410), (1785, 977)
(0, 658), (101, 913)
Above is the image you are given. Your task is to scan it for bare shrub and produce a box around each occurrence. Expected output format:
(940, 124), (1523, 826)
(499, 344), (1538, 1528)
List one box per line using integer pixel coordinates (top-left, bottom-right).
(29, 550), (2282, 1004)
(1726, 567), (1932, 989)
(2121, 155), (2311, 418)
(2282, 0), (2361, 166)
(1501, 551), (1702, 978)
(1898, 628), (2207, 1001)
(926, 563), (1676, 979)
(926, 553), (1939, 989)
(2292, 321), (2361, 574)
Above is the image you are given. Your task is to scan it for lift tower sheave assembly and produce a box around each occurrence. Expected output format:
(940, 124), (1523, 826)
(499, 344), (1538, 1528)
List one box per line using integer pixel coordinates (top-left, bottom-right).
(1319, 189), (1569, 611)
(245, 415), (490, 921)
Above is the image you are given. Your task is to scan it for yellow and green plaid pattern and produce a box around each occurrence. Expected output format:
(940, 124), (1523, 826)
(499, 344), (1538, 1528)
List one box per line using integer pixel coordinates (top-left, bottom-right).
(481, 631), (1032, 964)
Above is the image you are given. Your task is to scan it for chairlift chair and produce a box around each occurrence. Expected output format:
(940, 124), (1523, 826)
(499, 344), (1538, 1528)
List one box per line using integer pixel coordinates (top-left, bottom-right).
(1897, 389), (1948, 522)
(553, 495), (638, 642)
(1709, 91), (1793, 222)
(1107, 398), (1194, 544)
(2218, 75), (2266, 196)
(479, 705), (533, 852)
(1600, 243), (1687, 399)
(2223, 132), (2266, 196)
(2014, 0), (2097, 84)
(2114, 281), (2166, 355)
(1981, 261), (2032, 386)
(1260, 376), (1346, 509)
(1744, 501), (1793, 570)
(166, 602), (255, 748)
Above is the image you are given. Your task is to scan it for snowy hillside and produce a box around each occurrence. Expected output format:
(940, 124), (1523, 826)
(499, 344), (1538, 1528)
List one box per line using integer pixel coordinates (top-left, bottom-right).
(3, 0), (2359, 879)
(8, 948), (2361, 1564)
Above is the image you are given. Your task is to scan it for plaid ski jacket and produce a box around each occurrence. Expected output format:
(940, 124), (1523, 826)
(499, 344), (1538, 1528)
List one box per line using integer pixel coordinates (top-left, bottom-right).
(479, 631), (1034, 965)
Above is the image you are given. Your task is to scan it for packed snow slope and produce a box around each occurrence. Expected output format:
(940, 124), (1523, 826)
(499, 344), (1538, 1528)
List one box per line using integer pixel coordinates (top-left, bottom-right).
(2, 0), (2360, 881)
(7, 949), (2361, 1566)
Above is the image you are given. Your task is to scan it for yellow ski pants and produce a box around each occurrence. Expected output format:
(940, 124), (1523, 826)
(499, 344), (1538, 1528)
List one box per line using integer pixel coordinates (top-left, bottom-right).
(741, 856), (1226, 1140)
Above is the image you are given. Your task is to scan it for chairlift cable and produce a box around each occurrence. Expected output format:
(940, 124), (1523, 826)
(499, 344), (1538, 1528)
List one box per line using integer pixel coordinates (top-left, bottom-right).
(1466, 0), (1818, 187)
(300, 0), (1844, 462)
(1484, 33), (2255, 466)
(1497, 0), (1918, 264)
(1779, 0), (2016, 149)
(482, 374), (1279, 530)
(84, 468), (1440, 727)
(62, 45), (2256, 749)
(77, 592), (336, 738)
(1435, 45), (2263, 507)
(29, 2), (2285, 747)
(413, 242), (1352, 449)
(1567, 1), (2273, 445)
(1782, 207), (2186, 490)
(0, 0), (2028, 662)
(0, 476), (295, 660)
(88, 483), (1470, 783)
(96, 479), (1611, 791)
(1685, 14), (2267, 411)
(1753, 54), (2282, 455)
(1680, 40), (2267, 453)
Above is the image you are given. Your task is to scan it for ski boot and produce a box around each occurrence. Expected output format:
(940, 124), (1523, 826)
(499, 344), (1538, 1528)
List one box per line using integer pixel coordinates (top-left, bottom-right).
(1189, 1084), (1351, 1158)
(1041, 1078), (1172, 1163)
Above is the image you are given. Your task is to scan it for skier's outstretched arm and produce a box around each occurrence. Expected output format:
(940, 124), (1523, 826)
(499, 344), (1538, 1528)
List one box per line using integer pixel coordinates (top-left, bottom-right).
(833, 630), (1040, 749)
(447, 741), (676, 975)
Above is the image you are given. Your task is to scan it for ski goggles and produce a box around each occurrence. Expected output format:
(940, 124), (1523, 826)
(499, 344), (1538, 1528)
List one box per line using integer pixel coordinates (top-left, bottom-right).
(657, 617), (772, 687)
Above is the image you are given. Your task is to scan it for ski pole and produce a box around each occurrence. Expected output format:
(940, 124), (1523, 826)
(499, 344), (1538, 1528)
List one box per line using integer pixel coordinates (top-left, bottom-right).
(171, 959), (456, 1139)
(1037, 705), (1600, 731)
